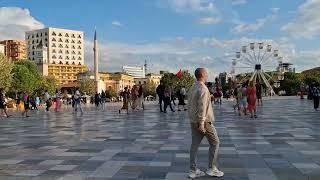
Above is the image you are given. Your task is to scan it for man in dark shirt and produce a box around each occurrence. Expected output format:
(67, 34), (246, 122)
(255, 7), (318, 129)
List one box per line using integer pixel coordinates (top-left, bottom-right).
(156, 80), (166, 112)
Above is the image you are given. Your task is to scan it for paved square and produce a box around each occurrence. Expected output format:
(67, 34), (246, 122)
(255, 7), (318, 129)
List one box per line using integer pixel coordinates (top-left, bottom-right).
(0, 98), (319, 180)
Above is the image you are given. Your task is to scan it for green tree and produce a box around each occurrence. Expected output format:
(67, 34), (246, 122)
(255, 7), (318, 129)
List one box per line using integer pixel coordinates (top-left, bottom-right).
(11, 60), (42, 93)
(144, 82), (157, 97)
(0, 54), (13, 91)
(38, 76), (57, 95)
(279, 72), (301, 95)
(161, 71), (195, 92)
(78, 79), (96, 96)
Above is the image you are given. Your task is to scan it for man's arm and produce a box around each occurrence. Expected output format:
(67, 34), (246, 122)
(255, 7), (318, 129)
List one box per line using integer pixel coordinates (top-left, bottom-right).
(196, 88), (208, 125)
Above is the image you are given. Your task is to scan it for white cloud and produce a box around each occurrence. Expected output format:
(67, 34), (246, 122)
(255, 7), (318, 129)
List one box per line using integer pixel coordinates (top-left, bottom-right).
(195, 17), (221, 25)
(270, 7), (280, 14)
(112, 20), (123, 27)
(281, 0), (320, 39)
(231, 0), (247, 5)
(0, 7), (44, 40)
(167, 0), (216, 13)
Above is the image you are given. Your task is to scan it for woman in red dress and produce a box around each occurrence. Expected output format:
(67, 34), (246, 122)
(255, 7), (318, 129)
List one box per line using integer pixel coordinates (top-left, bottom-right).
(247, 81), (257, 118)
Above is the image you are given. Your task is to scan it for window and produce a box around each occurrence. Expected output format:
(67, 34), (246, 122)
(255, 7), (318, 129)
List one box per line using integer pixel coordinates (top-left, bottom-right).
(71, 40), (75, 43)
(78, 51), (81, 55)
(78, 46), (81, 49)
(65, 50), (69, 54)
(36, 39), (39, 43)
(45, 38), (48, 41)
(72, 51), (75, 54)
(65, 45), (69, 48)
(45, 32), (48, 36)
(72, 56), (75, 60)
(52, 32), (56, 36)
(66, 61), (69, 64)
(72, 62), (75, 65)
(78, 62), (81, 65)
(65, 39), (69, 43)
(58, 33), (62, 36)
(45, 43), (48, 47)
(40, 33), (42, 37)
(72, 45), (75, 49)
(59, 61), (62, 64)
(52, 55), (56, 59)
(59, 44), (63, 48)
(52, 49), (56, 53)
(65, 33), (69, 37)
(32, 51), (35, 55)
(27, 35), (30, 39)
(32, 40), (34, 44)
(36, 33), (39, 37)
(78, 57), (82, 60)
(66, 56), (69, 60)
(59, 55), (62, 59)
(59, 50), (62, 54)
(52, 43), (56, 47)
(52, 61), (55, 64)
(139, 81), (141, 84)
(78, 34), (81, 38)
(71, 34), (75, 38)
(78, 40), (81, 44)
(32, 46), (35, 49)
(58, 38), (62, 42)
(52, 38), (56, 41)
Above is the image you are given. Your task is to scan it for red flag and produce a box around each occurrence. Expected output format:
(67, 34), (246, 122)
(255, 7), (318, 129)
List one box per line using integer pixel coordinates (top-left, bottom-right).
(176, 69), (183, 79)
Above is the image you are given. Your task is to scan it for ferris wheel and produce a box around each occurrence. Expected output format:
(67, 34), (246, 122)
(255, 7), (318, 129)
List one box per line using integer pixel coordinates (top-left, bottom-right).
(231, 42), (285, 95)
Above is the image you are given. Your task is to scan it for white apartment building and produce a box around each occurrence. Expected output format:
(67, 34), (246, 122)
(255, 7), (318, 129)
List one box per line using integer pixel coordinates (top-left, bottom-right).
(122, 66), (145, 78)
(25, 27), (84, 65)
(0, 44), (4, 54)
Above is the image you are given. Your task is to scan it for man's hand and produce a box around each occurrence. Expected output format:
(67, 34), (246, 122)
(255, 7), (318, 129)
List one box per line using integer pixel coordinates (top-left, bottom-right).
(198, 122), (206, 134)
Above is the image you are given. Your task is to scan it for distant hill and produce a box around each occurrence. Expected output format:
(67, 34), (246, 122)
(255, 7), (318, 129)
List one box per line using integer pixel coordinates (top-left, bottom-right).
(301, 67), (320, 76)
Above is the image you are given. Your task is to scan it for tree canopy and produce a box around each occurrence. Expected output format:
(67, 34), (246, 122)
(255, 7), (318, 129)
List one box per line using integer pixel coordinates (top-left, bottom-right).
(0, 54), (13, 91)
(161, 71), (195, 92)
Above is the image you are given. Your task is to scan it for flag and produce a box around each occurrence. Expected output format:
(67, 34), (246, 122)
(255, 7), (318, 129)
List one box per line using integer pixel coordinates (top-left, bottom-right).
(176, 69), (183, 79)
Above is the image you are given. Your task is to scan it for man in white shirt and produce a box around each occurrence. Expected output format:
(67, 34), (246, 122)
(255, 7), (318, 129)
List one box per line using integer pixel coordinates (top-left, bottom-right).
(187, 68), (223, 178)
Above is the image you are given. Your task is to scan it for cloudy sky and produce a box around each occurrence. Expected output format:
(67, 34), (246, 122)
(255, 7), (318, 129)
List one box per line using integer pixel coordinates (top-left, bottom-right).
(0, 0), (319, 80)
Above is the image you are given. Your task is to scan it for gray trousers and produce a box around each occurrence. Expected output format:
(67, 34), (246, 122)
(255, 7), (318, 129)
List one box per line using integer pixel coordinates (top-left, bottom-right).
(190, 122), (220, 171)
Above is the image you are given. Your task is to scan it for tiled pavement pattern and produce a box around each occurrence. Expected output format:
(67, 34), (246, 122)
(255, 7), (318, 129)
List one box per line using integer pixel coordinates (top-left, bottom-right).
(0, 98), (319, 180)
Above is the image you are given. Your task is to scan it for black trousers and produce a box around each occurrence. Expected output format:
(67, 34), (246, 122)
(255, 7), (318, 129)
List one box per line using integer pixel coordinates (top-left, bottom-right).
(314, 97), (319, 109)
(164, 98), (174, 112)
(159, 96), (164, 112)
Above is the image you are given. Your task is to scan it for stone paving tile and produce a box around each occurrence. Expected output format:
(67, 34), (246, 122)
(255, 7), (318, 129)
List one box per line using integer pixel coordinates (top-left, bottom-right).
(0, 99), (319, 179)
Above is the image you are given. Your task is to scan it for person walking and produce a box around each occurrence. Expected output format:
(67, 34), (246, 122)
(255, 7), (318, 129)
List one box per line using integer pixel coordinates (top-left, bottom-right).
(247, 81), (257, 118)
(138, 85), (144, 110)
(131, 85), (139, 111)
(15, 93), (21, 112)
(187, 68), (223, 178)
(101, 90), (106, 110)
(0, 89), (10, 118)
(156, 81), (166, 112)
(55, 90), (62, 112)
(119, 87), (129, 114)
(163, 87), (175, 113)
(22, 92), (30, 117)
(312, 82), (320, 111)
(44, 90), (51, 111)
(177, 86), (187, 111)
(35, 95), (40, 109)
(256, 82), (263, 106)
(239, 83), (248, 116)
(94, 92), (101, 108)
(74, 88), (83, 114)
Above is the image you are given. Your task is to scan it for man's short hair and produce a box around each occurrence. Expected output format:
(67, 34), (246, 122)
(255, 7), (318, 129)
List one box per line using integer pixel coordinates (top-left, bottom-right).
(195, 68), (204, 79)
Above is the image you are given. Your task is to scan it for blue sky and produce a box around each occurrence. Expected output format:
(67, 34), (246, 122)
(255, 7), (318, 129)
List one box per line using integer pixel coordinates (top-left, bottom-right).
(0, 0), (319, 79)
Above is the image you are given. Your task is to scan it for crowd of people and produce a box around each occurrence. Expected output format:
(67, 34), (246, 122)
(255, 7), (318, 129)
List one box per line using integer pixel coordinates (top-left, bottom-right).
(119, 85), (145, 114)
(155, 81), (187, 113)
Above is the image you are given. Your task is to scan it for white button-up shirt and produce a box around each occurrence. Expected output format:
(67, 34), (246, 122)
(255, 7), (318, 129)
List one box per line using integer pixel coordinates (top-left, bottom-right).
(188, 81), (214, 124)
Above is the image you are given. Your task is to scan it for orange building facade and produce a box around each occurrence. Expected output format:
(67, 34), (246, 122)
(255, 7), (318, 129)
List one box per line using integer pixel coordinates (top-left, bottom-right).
(0, 40), (27, 62)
